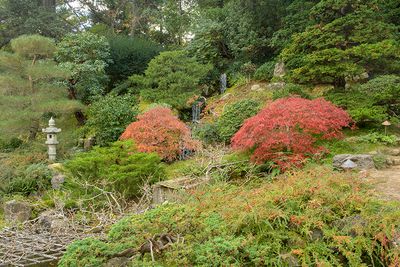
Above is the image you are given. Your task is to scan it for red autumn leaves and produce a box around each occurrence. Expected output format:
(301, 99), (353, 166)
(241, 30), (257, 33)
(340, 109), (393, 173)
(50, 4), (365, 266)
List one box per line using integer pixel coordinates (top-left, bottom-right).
(121, 97), (352, 171)
(120, 107), (199, 161)
(231, 97), (353, 170)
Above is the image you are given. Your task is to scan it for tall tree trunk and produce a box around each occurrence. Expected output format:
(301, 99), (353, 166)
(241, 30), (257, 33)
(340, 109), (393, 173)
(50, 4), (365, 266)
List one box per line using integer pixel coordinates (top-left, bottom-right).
(67, 79), (86, 126)
(29, 55), (37, 93)
(28, 119), (40, 141)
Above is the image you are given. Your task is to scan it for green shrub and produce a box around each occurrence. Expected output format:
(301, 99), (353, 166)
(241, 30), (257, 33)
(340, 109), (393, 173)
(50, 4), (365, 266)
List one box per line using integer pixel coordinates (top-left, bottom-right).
(326, 76), (400, 125)
(64, 141), (165, 198)
(5, 163), (51, 196)
(217, 99), (260, 143)
(373, 154), (387, 169)
(0, 137), (23, 152)
(357, 132), (398, 145)
(272, 83), (311, 100)
(137, 50), (212, 111)
(192, 123), (221, 145)
(85, 94), (138, 146)
(106, 35), (163, 86)
(60, 166), (400, 266)
(254, 61), (275, 81)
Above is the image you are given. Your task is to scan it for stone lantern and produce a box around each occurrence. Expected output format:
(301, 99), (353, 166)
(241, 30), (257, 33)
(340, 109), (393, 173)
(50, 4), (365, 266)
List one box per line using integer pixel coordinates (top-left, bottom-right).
(42, 117), (61, 161)
(382, 120), (391, 135)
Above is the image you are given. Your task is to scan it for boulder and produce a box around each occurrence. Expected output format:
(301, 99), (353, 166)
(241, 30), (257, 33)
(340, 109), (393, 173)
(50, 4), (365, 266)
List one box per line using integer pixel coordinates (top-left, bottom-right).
(37, 211), (69, 233)
(51, 173), (65, 189)
(266, 82), (285, 90)
(273, 61), (286, 78)
(48, 163), (65, 189)
(250, 84), (261, 91)
(382, 148), (400, 156)
(333, 154), (375, 170)
(4, 200), (31, 223)
(345, 72), (369, 89)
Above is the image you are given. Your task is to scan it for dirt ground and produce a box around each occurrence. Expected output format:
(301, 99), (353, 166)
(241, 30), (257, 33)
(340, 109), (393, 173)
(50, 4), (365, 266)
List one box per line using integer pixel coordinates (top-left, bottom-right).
(368, 166), (400, 201)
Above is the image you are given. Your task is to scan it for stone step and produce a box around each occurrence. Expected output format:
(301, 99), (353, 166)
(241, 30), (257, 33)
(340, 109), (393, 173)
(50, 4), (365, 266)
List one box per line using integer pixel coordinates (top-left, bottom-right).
(381, 148), (400, 156)
(386, 156), (400, 166)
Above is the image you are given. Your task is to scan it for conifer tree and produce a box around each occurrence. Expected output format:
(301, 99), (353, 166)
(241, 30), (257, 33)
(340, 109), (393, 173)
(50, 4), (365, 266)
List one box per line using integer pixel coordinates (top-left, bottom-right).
(0, 34), (81, 140)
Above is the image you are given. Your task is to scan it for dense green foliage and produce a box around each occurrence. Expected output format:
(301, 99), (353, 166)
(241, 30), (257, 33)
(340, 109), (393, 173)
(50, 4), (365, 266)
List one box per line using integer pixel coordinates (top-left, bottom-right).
(85, 94), (138, 146)
(326, 75), (400, 124)
(216, 99), (260, 143)
(254, 61), (276, 81)
(60, 167), (400, 266)
(281, 0), (400, 86)
(0, 34), (81, 140)
(4, 163), (51, 196)
(64, 141), (164, 198)
(55, 32), (112, 104)
(0, 0), (71, 47)
(134, 51), (212, 110)
(106, 35), (162, 87)
(1, 1), (400, 264)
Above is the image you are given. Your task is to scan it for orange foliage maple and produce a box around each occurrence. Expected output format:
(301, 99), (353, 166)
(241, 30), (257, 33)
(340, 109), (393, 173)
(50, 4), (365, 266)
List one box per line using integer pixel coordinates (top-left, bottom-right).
(120, 107), (199, 161)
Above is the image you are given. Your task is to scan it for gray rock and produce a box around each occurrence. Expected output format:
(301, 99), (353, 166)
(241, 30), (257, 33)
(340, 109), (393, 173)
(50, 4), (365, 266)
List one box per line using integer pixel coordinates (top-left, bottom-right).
(51, 173), (65, 189)
(273, 61), (286, 78)
(250, 84), (261, 91)
(104, 257), (129, 267)
(345, 72), (369, 89)
(266, 82), (286, 90)
(4, 200), (31, 223)
(341, 159), (357, 170)
(37, 211), (68, 233)
(383, 148), (400, 156)
(333, 154), (375, 170)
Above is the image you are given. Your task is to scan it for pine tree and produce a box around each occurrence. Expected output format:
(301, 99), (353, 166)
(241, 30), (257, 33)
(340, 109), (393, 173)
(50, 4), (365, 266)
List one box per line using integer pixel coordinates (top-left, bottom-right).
(0, 34), (81, 140)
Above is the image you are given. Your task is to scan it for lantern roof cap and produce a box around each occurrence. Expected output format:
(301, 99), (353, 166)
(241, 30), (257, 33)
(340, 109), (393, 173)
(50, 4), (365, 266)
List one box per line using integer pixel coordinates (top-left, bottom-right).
(49, 117), (55, 126)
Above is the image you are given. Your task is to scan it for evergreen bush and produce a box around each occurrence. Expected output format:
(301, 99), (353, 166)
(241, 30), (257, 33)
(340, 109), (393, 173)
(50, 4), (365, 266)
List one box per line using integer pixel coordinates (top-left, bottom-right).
(216, 99), (260, 143)
(85, 94), (138, 146)
(64, 141), (165, 198)
(254, 61), (275, 81)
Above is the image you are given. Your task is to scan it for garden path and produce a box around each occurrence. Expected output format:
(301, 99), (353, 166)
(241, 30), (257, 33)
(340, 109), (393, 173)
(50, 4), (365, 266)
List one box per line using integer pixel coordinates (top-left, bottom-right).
(368, 165), (400, 201)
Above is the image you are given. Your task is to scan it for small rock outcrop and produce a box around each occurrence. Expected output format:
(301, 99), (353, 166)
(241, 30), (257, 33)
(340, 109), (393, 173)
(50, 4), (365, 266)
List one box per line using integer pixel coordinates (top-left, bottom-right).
(4, 200), (31, 223)
(48, 163), (65, 189)
(37, 211), (68, 233)
(51, 173), (65, 189)
(266, 82), (285, 90)
(273, 61), (286, 78)
(250, 84), (261, 91)
(333, 154), (375, 170)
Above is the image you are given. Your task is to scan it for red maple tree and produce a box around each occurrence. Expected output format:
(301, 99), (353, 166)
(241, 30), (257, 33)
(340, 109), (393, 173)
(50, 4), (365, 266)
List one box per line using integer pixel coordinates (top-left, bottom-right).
(120, 107), (199, 161)
(231, 97), (353, 170)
